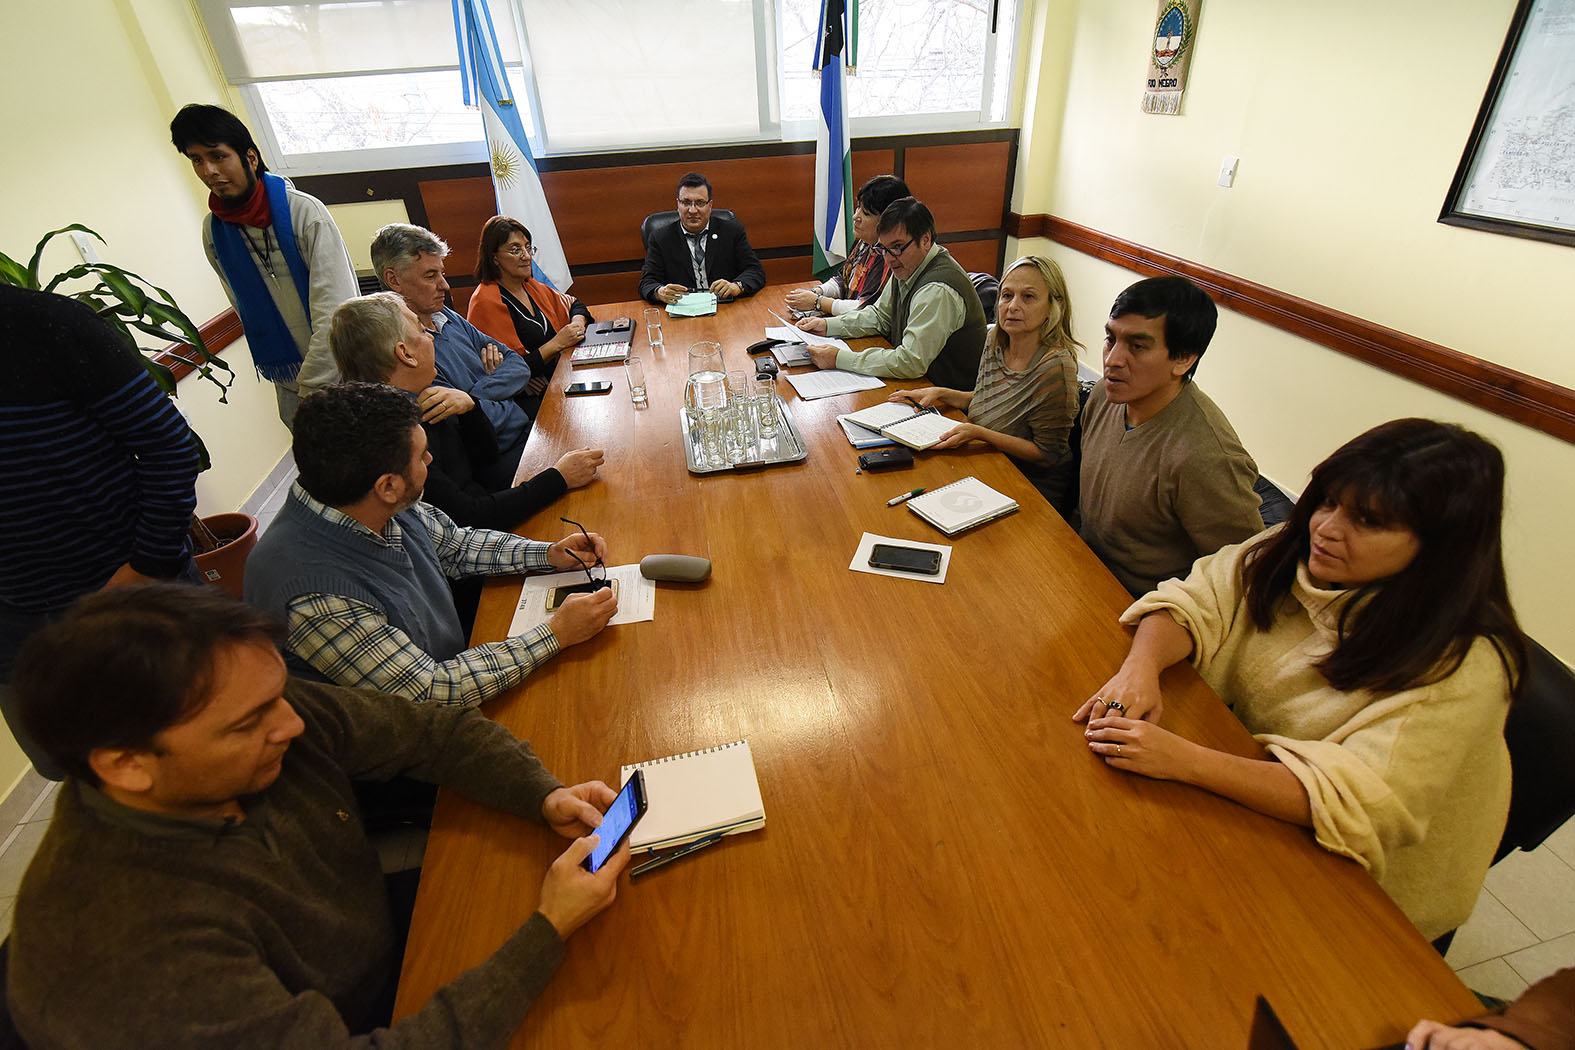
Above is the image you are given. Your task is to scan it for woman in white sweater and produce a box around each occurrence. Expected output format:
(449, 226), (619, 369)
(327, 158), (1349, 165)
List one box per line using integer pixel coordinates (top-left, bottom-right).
(1074, 418), (1527, 940)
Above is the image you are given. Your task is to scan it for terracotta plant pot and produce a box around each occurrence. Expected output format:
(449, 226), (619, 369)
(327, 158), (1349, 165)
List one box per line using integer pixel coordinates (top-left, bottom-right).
(193, 512), (259, 598)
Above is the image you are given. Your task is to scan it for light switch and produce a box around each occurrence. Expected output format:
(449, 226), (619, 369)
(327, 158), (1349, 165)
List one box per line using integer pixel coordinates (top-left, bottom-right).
(69, 230), (101, 263)
(1217, 155), (1239, 188)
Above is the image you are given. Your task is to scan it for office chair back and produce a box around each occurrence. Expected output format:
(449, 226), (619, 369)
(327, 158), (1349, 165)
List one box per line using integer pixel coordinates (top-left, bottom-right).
(1495, 637), (1575, 863)
(640, 209), (737, 253)
(969, 271), (999, 320)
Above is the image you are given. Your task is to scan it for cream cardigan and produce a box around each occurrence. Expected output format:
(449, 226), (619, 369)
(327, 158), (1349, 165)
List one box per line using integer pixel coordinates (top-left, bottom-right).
(1122, 536), (1512, 940)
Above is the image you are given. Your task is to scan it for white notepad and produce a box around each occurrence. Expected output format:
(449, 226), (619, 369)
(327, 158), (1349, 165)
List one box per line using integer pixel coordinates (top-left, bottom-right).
(906, 476), (1019, 537)
(620, 739), (766, 853)
(842, 402), (957, 450)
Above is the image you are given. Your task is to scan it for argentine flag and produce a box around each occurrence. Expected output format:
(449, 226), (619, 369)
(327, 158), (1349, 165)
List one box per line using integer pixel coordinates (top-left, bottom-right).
(453, 0), (571, 290)
(812, 0), (856, 277)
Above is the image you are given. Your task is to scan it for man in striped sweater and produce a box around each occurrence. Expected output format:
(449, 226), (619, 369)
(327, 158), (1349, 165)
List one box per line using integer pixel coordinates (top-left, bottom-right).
(0, 285), (202, 777)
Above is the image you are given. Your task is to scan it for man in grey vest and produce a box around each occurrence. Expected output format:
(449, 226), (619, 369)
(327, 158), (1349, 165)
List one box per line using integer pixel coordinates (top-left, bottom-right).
(795, 197), (987, 390)
(244, 383), (617, 706)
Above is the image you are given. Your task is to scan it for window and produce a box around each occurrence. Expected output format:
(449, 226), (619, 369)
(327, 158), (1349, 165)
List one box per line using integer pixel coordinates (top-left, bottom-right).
(197, 0), (1019, 174)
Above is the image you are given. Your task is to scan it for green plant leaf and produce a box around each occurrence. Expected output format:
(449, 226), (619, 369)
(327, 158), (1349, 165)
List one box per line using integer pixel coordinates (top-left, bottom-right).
(27, 224), (102, 287)
(0, 248), (37, 289)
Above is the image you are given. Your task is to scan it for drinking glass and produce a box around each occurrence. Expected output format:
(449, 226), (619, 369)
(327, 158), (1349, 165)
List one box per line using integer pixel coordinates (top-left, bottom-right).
(755, 376), (778, 438)
(643, 307), (664, 353)
(625, 356), (648, 406)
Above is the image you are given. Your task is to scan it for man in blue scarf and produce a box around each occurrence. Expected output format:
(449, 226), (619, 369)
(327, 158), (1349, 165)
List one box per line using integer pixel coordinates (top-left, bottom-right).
(171, 104), (359, 427)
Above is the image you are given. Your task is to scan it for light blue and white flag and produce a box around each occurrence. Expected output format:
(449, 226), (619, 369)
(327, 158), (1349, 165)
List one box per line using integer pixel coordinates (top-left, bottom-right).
(453, 0), (571, 290)
(812, 0), (857, 278)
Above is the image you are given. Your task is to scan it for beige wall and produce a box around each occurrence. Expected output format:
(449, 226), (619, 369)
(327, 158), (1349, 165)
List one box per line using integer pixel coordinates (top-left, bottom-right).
(1, 0), (292, 792)
(1010, 0), (1575, 665)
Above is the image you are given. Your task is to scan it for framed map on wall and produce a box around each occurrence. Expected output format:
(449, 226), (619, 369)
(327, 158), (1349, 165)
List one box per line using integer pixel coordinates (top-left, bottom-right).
(1440, 0), (1575, 248)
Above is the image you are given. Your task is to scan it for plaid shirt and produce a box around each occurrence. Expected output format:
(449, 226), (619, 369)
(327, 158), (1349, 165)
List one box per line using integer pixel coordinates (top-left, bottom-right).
(283, 489), (560, 706)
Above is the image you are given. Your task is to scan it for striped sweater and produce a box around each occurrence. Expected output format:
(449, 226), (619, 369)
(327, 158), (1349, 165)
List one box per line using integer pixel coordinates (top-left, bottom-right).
(0, 285), (201, 612)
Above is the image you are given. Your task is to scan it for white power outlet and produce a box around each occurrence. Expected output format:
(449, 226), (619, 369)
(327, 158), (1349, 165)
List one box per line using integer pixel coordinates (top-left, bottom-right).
(1217, 155), (1239, 188)
(69, 230), (102, 263)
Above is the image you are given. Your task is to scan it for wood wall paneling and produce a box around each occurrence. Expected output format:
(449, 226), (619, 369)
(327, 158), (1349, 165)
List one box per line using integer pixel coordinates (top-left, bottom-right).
(1019, 213), (1575, 445)
(416, 177), (496, 282)
(904, 141), (1011, 233)
(940, 238), (1006, 278)
(572, 272), (645, 308)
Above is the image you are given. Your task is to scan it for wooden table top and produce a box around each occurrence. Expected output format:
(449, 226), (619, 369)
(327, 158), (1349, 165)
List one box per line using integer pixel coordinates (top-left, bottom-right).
(394, 286), (1479, 1049)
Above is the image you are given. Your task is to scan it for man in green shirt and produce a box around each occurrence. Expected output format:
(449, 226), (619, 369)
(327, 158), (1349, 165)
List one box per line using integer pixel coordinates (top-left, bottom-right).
(6, 584), (630, 1050)
(796, 197), (987, 390)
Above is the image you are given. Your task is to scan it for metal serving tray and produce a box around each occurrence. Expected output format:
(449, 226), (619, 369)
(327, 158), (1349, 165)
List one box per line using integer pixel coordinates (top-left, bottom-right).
(680, 395), (809, 474)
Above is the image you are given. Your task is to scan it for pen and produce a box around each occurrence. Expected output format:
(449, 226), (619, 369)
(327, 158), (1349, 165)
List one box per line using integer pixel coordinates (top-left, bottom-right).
(887, 487), (925, 506)
(629, 834), (724, 879)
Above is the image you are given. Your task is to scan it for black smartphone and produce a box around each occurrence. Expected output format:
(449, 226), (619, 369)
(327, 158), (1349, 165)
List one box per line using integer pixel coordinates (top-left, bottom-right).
(584, 769), (647, 872)
(547, 578), (617, 610)
(566, 380), (613, 396)
(869, 543), (942, 575)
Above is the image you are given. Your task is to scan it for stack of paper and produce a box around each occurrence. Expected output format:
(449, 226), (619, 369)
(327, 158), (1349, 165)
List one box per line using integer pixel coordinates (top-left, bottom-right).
(621, 740), (766, 853)
(667, 292), (718, 317)
(781, 370), (885, 400)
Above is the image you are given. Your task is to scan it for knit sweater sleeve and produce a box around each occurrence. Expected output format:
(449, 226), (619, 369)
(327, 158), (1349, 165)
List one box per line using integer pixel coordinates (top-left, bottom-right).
(1118, 535), (1255, 658)
(1252, 640), (1510, 882)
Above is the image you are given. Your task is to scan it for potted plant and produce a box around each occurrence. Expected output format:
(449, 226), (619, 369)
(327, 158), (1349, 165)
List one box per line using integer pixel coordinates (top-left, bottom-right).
(1, 225), (257, 595)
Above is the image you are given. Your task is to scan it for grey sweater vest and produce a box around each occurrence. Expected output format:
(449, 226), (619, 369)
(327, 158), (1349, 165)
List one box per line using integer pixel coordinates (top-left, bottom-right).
(244, 495), (466, 681)
(889, 246), (987, 391)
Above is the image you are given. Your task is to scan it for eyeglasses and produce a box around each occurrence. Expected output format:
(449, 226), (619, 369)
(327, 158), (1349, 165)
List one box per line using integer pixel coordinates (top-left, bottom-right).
(873, 238), (914, 258)
(558, 517), (607, 585)
(677, 198), (712, 211)
(501, 244), (533, 257)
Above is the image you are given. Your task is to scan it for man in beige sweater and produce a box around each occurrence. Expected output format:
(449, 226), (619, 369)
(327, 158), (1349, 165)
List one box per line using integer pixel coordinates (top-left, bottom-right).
(1077, 276), (1263, 595)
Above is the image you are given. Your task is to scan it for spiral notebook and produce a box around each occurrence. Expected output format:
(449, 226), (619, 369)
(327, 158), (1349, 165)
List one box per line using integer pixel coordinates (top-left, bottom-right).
(906, 476), (1019, 537)
(620, 739), (766, 853)
(840, 402), (955, 450)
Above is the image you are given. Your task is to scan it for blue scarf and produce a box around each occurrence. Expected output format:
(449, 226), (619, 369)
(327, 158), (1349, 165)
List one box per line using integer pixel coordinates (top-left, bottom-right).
(209, 172), (313, 383)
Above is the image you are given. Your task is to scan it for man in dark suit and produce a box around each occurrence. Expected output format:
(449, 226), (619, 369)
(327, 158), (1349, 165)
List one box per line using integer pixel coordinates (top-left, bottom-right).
(639, 172), (766, 305)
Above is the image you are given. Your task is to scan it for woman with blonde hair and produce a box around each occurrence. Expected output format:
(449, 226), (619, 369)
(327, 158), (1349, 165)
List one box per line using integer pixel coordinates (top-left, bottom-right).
(889, 254), (1082, 508)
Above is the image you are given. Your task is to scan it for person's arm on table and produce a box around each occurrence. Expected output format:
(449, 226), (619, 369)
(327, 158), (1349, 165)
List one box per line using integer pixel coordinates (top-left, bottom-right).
(930, 423), (1044, 461)
(1082, 713), (1315, 826)
(1073, 611), (1194, 724)
(638, 235), (679, 304)
(285, 593), (564, 706)
(826, 282), (964, 378)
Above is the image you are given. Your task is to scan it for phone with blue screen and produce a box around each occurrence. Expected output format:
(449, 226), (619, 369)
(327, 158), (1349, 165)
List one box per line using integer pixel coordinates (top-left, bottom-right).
(583, 769), (647, 873)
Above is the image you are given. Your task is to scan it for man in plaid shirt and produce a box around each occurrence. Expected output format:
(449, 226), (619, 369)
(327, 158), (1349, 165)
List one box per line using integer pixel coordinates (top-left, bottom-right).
(244, 383), (617, 705)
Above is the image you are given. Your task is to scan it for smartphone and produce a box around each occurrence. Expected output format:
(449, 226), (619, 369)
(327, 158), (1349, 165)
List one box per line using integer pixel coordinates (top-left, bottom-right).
(869, 543), (942, 575)
(584, 769), (647, 872)
(566, 380), (613, 396)
(547, 578), (617, 610)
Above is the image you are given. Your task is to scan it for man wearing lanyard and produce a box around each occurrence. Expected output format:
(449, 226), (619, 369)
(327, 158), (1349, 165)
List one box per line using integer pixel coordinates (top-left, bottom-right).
(171, 104), (359, 426)
(639, 172), (766, 305)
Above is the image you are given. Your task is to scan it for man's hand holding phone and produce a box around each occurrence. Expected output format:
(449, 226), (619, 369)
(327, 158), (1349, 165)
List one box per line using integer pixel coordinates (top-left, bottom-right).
(536, 835), (628, 940)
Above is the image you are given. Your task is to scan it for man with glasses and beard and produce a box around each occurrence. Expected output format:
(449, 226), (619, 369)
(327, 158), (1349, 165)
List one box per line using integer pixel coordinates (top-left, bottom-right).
(243, 383), (617, 706)
(640, 171), (766, 305)
(795, 197), (986, 390)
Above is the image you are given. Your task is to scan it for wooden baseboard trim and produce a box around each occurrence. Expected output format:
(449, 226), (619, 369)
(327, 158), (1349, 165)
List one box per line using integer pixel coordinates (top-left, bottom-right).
(1006, 213), (1575, 444)
(155, 309), (244, 384)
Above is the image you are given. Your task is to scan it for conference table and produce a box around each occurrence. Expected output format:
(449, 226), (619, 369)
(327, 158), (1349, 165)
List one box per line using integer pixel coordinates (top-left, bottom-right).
(394, 286), (1480, 1048)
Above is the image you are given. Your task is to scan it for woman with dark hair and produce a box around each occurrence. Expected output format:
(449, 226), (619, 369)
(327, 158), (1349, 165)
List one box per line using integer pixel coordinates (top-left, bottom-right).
(466, 215), (593, 416)
(1074, 418), (1526, 940)
(783, 174), (910, 316)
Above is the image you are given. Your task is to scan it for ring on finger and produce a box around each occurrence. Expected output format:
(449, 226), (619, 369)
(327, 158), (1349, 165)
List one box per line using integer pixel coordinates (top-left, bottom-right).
(1106, 701), (1126, 713)
(1116, 744), (1124, 756)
